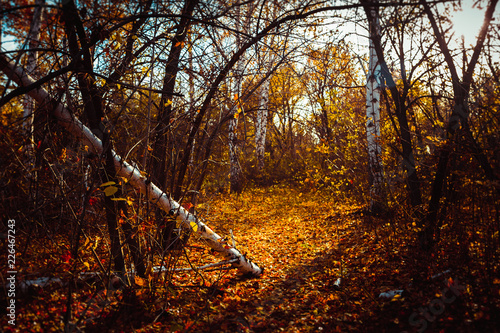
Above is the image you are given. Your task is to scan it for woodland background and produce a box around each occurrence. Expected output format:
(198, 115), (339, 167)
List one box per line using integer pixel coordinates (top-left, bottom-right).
(0, 0), (499, 332)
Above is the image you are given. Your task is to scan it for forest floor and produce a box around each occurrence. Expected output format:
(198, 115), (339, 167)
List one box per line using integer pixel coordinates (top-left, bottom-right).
(2, 185), (499, 332)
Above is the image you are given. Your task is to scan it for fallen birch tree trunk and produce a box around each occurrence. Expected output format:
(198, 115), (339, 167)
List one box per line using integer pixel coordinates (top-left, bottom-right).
(0, 54), (263, 277)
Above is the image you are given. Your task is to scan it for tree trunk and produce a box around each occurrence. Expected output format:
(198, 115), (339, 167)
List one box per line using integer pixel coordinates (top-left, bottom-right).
(103, 131), (126, 274)
(254, 3), (280, 173)
(255, 78), (270, 172)
(365, 6), (385, 213)
(151, 0), (198, 200)
(229, 111), (243, 194)
(0, 54), (264, 277)
(22, 0), (44, 149)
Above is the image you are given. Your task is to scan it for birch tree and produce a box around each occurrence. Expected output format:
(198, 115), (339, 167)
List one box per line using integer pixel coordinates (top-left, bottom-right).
(255, 76), (270, 172)
(365, 4), (385, 213)
(254, 2), (281, 173)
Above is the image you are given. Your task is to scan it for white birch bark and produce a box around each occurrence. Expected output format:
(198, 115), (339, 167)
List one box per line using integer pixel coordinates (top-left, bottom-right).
(366, 7), (385, 210)
(0, 54), (263, 277)
(255, 77), (270, 171)
(22, 0), (44, 147)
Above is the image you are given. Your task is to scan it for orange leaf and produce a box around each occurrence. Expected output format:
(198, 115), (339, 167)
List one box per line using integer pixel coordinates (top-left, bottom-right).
(135, 276), (145, 286)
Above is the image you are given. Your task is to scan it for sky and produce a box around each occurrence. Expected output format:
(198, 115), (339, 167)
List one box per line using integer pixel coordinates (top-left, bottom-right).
(449, 1), (488, 47)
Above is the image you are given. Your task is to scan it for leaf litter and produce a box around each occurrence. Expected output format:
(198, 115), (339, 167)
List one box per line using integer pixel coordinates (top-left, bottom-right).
(2, 186), (498, 332)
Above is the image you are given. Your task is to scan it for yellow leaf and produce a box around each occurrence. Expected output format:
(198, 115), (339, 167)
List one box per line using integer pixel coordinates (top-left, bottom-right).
(100, 181), (116, 187)
(83, 262), (90, 270)
(104, 186), (118, 197)
(164, 100), (172, 107)
(190, 221), (198, 232)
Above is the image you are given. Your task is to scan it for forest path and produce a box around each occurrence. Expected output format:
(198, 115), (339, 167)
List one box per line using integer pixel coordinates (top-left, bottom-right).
(176, 185), (406, 332)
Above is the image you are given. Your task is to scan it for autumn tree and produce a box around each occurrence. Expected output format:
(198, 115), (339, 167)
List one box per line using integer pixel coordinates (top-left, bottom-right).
(301, 39), (366, 194)
(419, 0), (499, 250)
